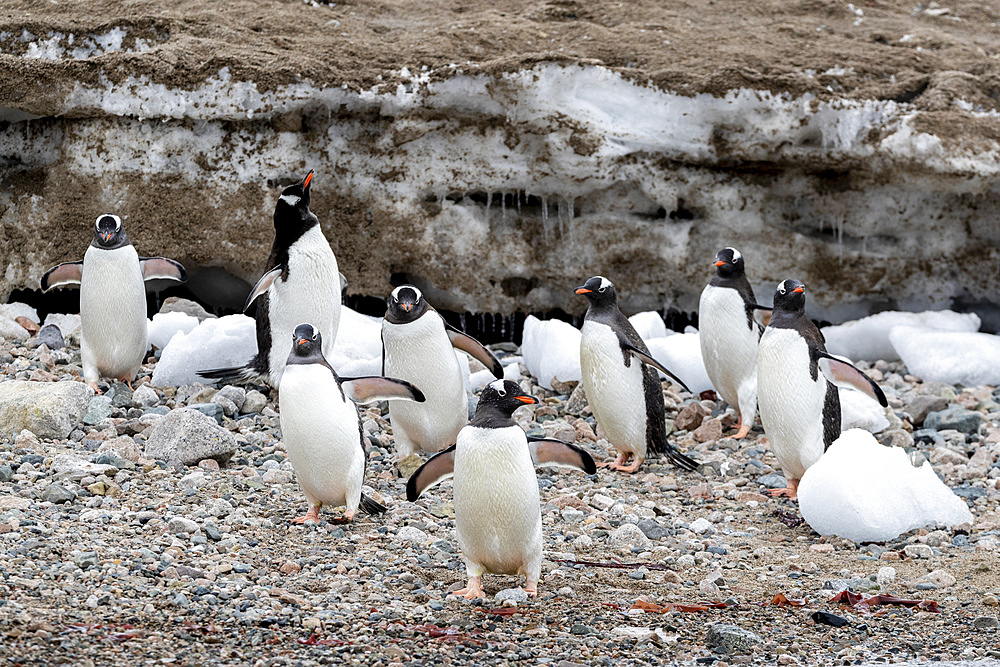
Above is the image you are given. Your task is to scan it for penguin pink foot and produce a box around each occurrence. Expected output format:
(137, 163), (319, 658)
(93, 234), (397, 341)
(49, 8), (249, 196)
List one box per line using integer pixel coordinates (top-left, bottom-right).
(598, 452), (629, 469)
(87, 381), (102, 395)
(450, 577), (485, 600)
(524, 583), (538, 597)
(733, 420), (752, 439)
(291, 506), (322, 524)
(765, 479), (799, 500)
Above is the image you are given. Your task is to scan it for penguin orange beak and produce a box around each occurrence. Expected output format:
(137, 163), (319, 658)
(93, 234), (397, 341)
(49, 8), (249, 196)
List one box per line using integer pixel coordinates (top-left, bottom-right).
(401, 303), (412, 312)
(515, 395), (538, 404)
(297, 338), (309, 346)
(303, 171), (314, 190)
(101, 232), (112, 242)
(575, 288), (591, 294)
(714, 260), (726, 267)
(792, 286), (804, 293)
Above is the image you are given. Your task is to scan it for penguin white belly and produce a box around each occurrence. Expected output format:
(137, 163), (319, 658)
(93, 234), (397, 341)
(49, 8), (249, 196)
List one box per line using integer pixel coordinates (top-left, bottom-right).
(79, 245), (148, 383)
(757, 328), (827, 481)
(279, 365), (365, 510)
(383, 316), (467, 456)
(580, 320), (647, 458)
(267, 226), (341, 386)
(699, 285), (759, 419)
(453, 426), (542, 579)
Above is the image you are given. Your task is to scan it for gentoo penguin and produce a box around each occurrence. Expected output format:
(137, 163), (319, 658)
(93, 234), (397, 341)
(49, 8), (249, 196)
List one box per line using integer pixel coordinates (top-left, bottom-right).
(407, 379), (595, 598)
(40, 214), (187, 392)
(698, 247), (771, 439)
(576, 276), (697, 473)
(757, 280), (887, 499)
(200, 171), (340, 387)
(382, 285), (503, 458)
(279, 323), (426, 524)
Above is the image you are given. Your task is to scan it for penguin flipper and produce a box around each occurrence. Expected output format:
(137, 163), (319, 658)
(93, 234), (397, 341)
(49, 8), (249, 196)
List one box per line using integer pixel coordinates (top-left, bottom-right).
(444, 322), (504, 379)
(526, 437), (597, 474)
(244, 267), (283, 312)
(139, 257), (188, 283)
(40, 261), (83, 292)
(406, 445), (456, 501)
(750, 304), (772, 328)
(816, 353), (888, 407)
(621, 342), (691, 392)
(341, 376), (426, 404)
(339, 271), (349, 303)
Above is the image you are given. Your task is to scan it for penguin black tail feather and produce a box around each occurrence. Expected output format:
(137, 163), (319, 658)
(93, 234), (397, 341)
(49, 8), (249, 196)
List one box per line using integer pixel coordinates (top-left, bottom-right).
(360, 493), (388, 516)
(664, 444), (699, 472)
(197, 365), (261, 385)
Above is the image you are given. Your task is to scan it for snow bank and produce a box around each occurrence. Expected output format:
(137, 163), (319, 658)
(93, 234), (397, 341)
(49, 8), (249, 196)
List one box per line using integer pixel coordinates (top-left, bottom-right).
(469, 358), (522, 392)
(329, 307), (383, 377)
(628, 311), (668, 340)
(151, 315), (256, 387)
(645, 332), (713, 395)
(822, 310), (980, 362)
(147, 312), (199, 350)
(798, 429), (972, 543)
(889, 326), (1000, 386)
(521, 315), (582, 390)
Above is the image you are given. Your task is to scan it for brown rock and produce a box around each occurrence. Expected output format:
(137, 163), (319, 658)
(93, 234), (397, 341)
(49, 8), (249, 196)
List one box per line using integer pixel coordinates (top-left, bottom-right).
(674, 402), (710, 431)
(279, 561), (301, 574)
(198, 458), (221, 471)
(735, 492), (768, 503)
(688, 482), (714, 499)
(693, 418), (723, 443)
(573, 420), (597, 442)
(15, 316), (38, 335)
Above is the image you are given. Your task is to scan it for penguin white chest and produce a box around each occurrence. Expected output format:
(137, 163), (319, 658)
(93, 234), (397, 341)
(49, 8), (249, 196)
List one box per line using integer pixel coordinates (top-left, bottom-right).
(267, 226), (341, 385)
(757, 328), (827, 480)
(453, 425), (542, 578)
(579, 320), (647, 456)
(79, 245), (148, 382)
(279, 365), (365, 509)
(699, 285), (759, 416)
(383, 316), (467, 454)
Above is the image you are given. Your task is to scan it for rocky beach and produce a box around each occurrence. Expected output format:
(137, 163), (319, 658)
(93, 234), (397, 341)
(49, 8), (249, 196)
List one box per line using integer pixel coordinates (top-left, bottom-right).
(1, 302), (999, 666)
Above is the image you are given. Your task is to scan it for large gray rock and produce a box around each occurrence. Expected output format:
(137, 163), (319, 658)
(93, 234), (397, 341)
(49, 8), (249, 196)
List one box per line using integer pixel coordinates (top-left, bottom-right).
(144, 408), (238, 466)
(706, 624), (762, 653)
(0, 381), (93, 439)
(925, 407), (981, 435)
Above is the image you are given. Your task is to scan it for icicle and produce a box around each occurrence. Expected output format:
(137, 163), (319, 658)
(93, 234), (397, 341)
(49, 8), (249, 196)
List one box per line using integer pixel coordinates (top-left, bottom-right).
(516, 190), (522, 215)
(485, 191), (492, 225)
(460, 313), (466, 331)
(501, 191), (506, 224)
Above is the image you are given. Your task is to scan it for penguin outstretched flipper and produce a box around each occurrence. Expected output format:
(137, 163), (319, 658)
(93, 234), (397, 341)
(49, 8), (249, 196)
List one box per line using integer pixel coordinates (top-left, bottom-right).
(341, 376), (426, 404)
(816, 353), (887, 406)
(526, 437), (597, 474)
(139, 257), (187, 283)
(40, 261), (84, 291)
(243, 266), (283, 312)
(444, 322), (503, 379)
(406, 445), (457, 501)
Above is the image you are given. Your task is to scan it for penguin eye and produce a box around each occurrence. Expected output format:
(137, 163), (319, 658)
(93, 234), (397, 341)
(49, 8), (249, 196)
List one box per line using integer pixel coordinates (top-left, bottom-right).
(496, 387), (507, 397)
(598, 286), (606, 293)
(778, 287), (786, 294)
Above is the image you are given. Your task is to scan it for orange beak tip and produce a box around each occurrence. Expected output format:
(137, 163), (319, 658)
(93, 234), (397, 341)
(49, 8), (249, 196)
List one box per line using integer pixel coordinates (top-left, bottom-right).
(297, 339), (308, 345)
(793, 287), (804, 293)
(714, 260), (726, 267)
(515, 396), (537, 404)
(303, 172), (314, 189)
(575, 288), (591, 294)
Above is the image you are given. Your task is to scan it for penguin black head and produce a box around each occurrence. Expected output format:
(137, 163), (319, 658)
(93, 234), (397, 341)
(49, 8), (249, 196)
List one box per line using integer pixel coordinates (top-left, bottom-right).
(772, 279), (806, 313)
(475, 379), (539, 423)
(713, 247), (745, 278)
(273, 170), (318, 234)
(575, 276), (618, 308)
(92, 214), (127, 249)
(386, 285), (428, 324)
(290, 323), (323, 360)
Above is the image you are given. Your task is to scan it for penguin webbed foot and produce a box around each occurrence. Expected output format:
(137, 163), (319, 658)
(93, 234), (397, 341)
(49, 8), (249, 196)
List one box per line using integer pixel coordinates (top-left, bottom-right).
(450, 577), (485, 600)
(87, 381), (103, 395)
(764, 480), (799, 501)
(290, 506), (322, 525)
(598, 452), (630, 470)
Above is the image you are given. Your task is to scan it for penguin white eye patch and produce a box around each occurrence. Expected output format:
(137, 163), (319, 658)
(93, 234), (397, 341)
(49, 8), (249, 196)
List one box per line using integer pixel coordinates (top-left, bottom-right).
(597, 276), (612, 292)
(391, 285), (422, 302)
(489, 379), (507, 396)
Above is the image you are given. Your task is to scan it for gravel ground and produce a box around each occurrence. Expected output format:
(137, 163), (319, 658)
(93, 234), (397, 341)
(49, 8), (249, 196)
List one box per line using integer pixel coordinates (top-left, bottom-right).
(2, 323), (1000, 666)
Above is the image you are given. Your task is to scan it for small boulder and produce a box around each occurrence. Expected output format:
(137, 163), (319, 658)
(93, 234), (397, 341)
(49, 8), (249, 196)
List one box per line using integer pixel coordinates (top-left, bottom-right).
(0, 380), (93, 439)
(674, 402), (709, 431)
(706, 624), (761, 653)
(925, 407), (980, 435)
(608, 523), (651, 551)
(33, 325), (65, 350)
(143, 408), (238, 466)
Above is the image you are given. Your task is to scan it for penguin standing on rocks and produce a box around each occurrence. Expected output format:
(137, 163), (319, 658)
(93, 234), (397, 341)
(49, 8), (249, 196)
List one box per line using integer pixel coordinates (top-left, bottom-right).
(382, 284), (504, 458)
(698, 247), (770, 439)
(757, 280), (887, 500)
(200, 171), (340, 387)
(407, 379), (595, 598)
(40, 214), (187, 392)
(576, 276), (697, 473)
(279, 323), (426, 524)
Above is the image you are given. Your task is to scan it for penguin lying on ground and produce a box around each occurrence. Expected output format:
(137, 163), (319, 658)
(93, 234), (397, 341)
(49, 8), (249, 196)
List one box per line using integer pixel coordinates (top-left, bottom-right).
(382, 284), (503, 458)
(757, 280), (887, 500)
(407, 379), (595, 599)
(575, 276), (698, 473)
(698, 247), (771, 439)
(41, 214), (187, 392)
(279, 323), (425, 524)
(200, 171), (341, 388)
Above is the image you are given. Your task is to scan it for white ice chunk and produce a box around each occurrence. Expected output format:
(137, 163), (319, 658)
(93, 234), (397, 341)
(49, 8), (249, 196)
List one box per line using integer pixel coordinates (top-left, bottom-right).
(889, 326), (1000, 386)
(521, 315), (582, 390)
(0, 316), (28, 341)
(839, 386), (889, 433)
(43, 313), (82, 338)
(628, 311), (668, 340)
(469, 357), (522, 392)
(329, 307), (383, 378)
(645, 332), (713, 394)
(798, 429), (973, 543)
(822, 310), (980, 362)
(147, 311), (199, 350)
(151, 315), (256, 387)
(0, 302), (39, 324)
